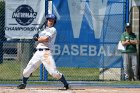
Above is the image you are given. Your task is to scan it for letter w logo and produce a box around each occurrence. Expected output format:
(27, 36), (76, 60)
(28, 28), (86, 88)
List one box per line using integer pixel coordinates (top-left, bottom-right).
(53, 0), (108, 39)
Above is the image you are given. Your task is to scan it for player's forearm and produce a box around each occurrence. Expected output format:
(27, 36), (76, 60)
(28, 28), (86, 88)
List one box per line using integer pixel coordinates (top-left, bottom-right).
(122, 40), (138, 45)
(121, 40), (130, 46)
(129, 40), (138, 44)
(38, 37), (49, 43)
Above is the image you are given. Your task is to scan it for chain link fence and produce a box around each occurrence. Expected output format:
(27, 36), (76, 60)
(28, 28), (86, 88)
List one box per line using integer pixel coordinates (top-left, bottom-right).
(0, 0), (127, 82)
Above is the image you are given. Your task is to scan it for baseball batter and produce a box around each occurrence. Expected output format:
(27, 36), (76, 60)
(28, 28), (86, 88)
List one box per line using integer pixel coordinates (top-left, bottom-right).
(17, 14), (70, 90)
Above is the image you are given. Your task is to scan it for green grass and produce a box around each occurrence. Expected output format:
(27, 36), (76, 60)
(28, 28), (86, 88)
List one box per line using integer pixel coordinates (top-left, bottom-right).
(0, 60), (21, 80)
(48, 67), (99, 80)
(1, 60), (140, 85)
(0, 60), (99, 81)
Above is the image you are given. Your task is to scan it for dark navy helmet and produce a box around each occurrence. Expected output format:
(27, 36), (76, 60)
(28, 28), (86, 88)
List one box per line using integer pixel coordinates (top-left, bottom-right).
(46, 14), (57, 21)
(46, 14), (57, 25)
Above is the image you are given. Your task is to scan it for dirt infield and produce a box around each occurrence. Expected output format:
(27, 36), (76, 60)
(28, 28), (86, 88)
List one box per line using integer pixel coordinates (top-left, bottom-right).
(0, 86), (140, 93)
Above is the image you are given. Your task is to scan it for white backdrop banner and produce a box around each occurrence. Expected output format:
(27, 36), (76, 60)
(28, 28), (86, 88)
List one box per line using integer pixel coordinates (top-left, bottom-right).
(5, 0), (45, 39)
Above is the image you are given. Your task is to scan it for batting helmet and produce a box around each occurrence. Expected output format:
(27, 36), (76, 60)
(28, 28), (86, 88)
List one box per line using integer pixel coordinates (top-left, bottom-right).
(46, 14), (57, 25)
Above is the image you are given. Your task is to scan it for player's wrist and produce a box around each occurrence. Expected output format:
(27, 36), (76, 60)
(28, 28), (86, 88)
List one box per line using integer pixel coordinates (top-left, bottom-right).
(33, 34), (39, 41)
(33, 37), (38, 41)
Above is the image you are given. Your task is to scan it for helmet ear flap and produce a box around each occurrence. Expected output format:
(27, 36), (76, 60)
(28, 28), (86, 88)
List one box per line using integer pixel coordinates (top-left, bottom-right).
(54, 20), (56, 25)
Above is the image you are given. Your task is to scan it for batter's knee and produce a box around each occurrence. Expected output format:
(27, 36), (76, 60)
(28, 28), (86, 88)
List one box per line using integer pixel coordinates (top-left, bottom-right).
(50, 71), (62, 79)
(23, 69), (32, 77)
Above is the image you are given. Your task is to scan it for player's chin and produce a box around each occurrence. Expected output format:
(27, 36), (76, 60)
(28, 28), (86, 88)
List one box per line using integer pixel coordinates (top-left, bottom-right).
(48, 23), (54, 27)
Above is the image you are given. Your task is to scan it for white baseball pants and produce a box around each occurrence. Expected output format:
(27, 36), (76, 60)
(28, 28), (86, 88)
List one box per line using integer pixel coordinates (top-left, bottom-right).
(22, 50), (62, 79)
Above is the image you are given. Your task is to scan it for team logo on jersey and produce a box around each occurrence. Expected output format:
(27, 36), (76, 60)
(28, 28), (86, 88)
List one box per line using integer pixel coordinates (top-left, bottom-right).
(12, 4), (37, 26)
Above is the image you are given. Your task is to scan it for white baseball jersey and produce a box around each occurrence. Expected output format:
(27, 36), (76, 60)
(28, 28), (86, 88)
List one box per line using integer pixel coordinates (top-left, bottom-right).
(36, 27), (57, 51)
